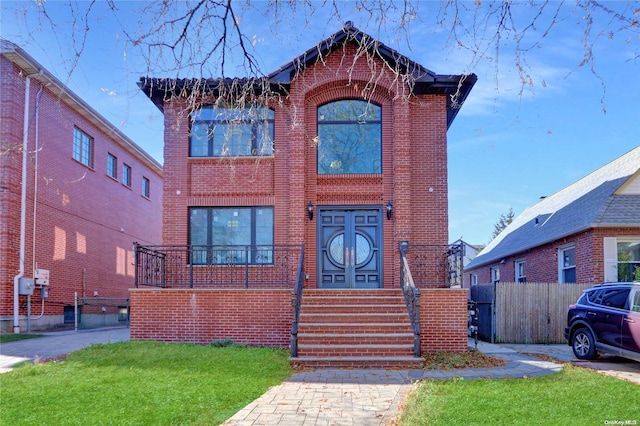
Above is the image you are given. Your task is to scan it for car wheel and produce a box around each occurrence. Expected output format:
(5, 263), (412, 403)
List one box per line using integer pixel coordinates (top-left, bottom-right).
(571, 328), (598, 360)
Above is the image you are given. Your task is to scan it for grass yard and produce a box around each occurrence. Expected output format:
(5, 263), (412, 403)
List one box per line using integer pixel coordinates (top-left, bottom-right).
(399, 364), (640, 425)
(0, 341), (292, 426)
(0, 333), (43, 343)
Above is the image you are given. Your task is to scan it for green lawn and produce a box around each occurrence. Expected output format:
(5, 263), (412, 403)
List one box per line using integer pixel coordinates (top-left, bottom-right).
(0, 333), (43, 343)
(0, 341), (292, 426)
(399, 364), (640, 425)
(3, 342), (639, 426)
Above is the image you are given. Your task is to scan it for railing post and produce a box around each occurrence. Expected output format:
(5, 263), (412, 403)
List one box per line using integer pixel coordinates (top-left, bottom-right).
(414, 289), (421, 357)
(189, 246), (194, 288)
(133, 242), (139, 288)
(245, 246), (249, 289)
(290, 293), (298, 357)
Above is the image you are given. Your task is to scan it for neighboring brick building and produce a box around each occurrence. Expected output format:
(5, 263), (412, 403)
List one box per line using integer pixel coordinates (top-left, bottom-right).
(0, 39), (163, 333)
(135, 24), (475, 367)
(465, 146), (640, 286)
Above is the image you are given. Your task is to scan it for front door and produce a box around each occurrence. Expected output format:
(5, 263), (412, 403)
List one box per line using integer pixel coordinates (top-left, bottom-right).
(318, 207), (382, 288)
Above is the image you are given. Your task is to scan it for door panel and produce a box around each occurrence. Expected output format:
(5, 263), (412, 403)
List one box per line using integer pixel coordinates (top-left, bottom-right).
(622, 289), (640, 354)
(318, 208), (381, 289)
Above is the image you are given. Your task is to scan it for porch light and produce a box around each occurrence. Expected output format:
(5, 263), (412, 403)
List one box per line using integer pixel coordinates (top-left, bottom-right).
(307, 202), (314, 221)
(386, 201), (393, 220)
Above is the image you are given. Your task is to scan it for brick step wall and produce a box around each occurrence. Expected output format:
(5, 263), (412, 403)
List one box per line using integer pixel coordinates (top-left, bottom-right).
(290, 289), (423, 368)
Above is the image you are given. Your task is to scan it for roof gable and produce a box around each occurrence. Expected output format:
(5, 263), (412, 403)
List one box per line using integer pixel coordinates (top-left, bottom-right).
(138, 23), (476, 128)
(467, 145), (640, 269)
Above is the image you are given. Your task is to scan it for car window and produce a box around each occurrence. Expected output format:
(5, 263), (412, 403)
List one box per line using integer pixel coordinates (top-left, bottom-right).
(587, 290), (603, 304)
(632, 290), (640, 313)
(600, 288), (630, 309)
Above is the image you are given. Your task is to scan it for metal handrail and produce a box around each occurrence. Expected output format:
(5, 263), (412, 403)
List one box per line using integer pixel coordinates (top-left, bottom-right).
(399, 242), (421, 357)
(290, 244), (305, 358)
(134, 243), (303, 289)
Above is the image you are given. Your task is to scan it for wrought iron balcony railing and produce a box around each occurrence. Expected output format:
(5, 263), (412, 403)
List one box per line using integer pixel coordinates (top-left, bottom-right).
(134, 243), (304, 289)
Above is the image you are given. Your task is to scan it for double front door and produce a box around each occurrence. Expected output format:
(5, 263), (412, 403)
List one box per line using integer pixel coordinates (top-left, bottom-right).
(318, 207), (382, 288)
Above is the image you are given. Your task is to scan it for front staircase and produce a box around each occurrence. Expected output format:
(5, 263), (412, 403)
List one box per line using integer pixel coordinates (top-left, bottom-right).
(290, 289), (423, 368)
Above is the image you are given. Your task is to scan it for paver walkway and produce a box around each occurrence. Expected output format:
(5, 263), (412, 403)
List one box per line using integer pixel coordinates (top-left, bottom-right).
(221, 348), (564, 426)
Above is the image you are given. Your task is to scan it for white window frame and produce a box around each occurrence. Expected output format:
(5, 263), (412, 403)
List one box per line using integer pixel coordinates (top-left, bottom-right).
(470, 273), (477, 286)
(558, 244), (576, 283)
(491, 267), (500, 284)
(515, 259), (526, 283)
(605, 237), (640, 282)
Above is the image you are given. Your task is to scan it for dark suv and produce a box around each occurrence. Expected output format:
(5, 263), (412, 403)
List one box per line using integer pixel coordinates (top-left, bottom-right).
(565, 282), (640, 362)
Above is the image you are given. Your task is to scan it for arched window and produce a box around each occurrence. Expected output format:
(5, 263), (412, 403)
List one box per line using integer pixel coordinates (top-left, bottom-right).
(317, 100), (382, 174)
(189, 106), (274, 157)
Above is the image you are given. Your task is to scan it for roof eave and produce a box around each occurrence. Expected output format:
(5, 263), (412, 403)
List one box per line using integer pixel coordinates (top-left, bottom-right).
(2, 39), (163, 174)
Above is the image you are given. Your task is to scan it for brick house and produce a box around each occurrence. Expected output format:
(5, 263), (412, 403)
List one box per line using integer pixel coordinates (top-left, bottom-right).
(134, 24), (476, 367)
(465, 146), (640, 286)
(0, 39), (163, 333)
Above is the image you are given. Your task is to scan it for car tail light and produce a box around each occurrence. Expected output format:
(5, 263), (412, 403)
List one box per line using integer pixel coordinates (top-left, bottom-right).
(569, 304), (576, 310)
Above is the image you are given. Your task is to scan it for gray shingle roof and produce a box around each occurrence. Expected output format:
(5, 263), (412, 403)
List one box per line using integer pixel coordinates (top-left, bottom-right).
(467, 145), (640, 269)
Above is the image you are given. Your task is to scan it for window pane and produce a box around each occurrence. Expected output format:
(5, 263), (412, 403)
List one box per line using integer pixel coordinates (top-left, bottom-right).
(73, 128), (92, 167)
(190, 123), (210, 157)
(563, 247), (576, 268)
(190, 209), (209, 264)
(213, 124), (253, 157)
(255, 208), (274, 246)
(190, 106), (274, 158)
(563, 267), (576, 283)
(618, 242), (640, 281)
(317, 100), (381, 175)
(107, 154), (117, 178)
(212, 209), (251, 246)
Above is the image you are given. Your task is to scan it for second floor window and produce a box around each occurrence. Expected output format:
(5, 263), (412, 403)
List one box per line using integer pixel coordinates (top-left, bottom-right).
(107, 154), (117, 178)
(189, 106), (274, 157)
(142, 177), (150, 198)
(317, 99), (382, 174)
(122, 164), (131, 187)
(73, 127), (93, 168)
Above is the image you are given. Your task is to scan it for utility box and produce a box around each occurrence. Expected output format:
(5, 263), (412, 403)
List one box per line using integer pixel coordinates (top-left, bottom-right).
(19, 277), (35, 295)
(35, 268), (50, 286)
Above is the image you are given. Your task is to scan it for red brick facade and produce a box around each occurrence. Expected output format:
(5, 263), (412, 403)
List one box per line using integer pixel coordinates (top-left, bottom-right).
(465, 227), (640, 286)
(134, 29), (475, 356)
(130, 287), (469, 353)
(1, 47), (162, 332)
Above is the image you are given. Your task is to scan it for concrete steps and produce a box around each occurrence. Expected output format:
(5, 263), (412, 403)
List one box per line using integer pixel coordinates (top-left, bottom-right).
(290, 289), (423, 369)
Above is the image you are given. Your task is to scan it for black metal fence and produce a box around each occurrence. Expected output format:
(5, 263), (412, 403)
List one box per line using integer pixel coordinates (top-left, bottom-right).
(400, 242), (463, 287)
(135, 243), (304, 289)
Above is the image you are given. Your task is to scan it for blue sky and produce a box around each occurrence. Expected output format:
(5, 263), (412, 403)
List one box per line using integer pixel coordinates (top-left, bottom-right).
(2, 1), (638, 245)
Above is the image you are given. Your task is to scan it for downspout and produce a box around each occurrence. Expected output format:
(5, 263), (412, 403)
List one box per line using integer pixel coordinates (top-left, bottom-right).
(30, 82), (45, 326)
(13, 75), (31, 333)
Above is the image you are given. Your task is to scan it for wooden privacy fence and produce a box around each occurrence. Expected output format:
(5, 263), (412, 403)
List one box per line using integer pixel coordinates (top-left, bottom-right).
(471, 282), (593, 344)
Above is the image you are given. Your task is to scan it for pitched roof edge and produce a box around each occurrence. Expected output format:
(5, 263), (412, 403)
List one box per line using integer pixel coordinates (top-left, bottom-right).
(2, 38), (163, 174)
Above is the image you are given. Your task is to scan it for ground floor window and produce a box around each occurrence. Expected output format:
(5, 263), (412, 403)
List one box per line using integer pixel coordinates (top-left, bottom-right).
(491, 267), (500, 284)
(617, 240), (640, 282)
(189, 206), (274, 265)
(558, 245), (576, 283)
(515, 260), (526, 283)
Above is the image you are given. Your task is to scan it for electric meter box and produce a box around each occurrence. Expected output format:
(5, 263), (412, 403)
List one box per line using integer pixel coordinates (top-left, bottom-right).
(19, 277), (35, 295)
(35, 269), (50, 286)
